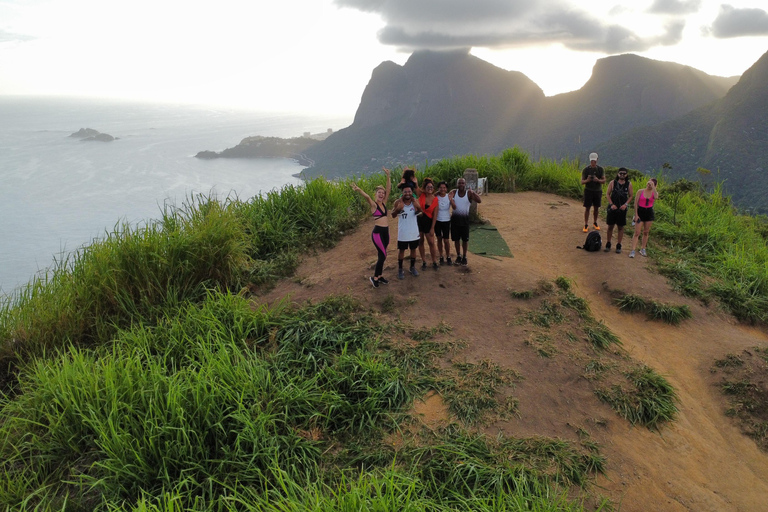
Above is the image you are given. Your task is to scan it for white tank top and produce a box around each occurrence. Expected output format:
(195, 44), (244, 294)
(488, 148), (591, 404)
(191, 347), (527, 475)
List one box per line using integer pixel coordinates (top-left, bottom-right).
(453, 190), (471, 218)
(436, 194), (451, 222)
(397, 201), (420, 242)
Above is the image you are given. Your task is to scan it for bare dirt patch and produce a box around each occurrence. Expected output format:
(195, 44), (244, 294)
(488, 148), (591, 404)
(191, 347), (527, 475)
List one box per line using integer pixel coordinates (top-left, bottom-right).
(259, 191), (768, 511)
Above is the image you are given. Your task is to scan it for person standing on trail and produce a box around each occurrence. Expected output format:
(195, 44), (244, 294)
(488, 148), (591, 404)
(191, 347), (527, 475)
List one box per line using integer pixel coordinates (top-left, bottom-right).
(581, 152), (605, 233)
(629, 178), (658, 259)
(417, 179), (440, 271)
(449, 177), (482, 266)
(391, 185), (424, 279)
(351, 167), (392, 288)
(435, 181), (455, 265)
(603, 167), (633, 254)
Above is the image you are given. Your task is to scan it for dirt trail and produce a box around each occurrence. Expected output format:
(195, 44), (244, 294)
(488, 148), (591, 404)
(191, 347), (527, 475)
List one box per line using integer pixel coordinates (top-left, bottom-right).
(260, 191), (768, 511)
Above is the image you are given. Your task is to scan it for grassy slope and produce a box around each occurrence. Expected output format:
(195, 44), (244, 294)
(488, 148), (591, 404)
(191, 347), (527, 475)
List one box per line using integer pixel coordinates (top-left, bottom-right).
(1, 147), (767, 510)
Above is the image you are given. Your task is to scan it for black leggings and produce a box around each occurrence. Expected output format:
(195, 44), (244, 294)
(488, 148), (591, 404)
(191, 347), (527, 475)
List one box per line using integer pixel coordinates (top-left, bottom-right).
(371, 225), (390, 277)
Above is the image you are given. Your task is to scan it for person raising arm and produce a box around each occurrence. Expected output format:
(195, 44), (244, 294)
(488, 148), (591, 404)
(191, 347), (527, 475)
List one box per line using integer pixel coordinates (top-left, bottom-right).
(351, 167), (392, 287)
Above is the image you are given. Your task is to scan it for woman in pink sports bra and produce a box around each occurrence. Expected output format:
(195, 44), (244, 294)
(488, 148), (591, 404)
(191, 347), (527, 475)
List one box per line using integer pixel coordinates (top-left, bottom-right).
(629, 178), (659, 258)
(351, 167), (392, 287)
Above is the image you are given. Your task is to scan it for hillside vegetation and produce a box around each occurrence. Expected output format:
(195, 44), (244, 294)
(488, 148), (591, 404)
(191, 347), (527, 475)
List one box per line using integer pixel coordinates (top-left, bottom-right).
(2, 148), (767, 510)
(598, 50), (768, 212)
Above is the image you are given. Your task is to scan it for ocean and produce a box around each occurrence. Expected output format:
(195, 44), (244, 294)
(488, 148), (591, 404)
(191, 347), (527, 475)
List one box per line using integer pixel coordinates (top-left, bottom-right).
(0, 96), (351, 295)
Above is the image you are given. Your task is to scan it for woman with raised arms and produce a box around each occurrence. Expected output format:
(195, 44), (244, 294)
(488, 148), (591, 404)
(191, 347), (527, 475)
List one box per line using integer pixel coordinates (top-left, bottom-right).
(351, 167), (392, 287)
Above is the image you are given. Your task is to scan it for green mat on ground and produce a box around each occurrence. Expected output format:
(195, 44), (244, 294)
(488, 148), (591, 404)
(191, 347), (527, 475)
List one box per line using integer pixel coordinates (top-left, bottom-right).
(469, 223), (513, 259)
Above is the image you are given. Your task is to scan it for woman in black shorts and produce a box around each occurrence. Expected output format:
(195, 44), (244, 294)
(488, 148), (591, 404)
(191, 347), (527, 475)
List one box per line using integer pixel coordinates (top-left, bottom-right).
(629, 178), (658, 258)
(434, 181), (455, 265)
(417, 179), (440, 270)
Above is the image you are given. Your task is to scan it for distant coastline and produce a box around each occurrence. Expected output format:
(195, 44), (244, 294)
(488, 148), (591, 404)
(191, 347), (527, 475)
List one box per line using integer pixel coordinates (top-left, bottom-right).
(195, 129), (332, 166)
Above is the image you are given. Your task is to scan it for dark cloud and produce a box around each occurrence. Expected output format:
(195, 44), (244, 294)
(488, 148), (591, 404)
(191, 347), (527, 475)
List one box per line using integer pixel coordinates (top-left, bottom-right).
(336, 0), (685, 54)
(0, 29), (34, 43)
(708, 5), (768, 38)
(647, 0), (701, 15)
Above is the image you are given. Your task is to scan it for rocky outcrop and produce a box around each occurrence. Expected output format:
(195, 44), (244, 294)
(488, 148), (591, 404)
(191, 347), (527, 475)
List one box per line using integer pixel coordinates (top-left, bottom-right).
(195, 135), (319, 164)
(69, 128), (116, 142)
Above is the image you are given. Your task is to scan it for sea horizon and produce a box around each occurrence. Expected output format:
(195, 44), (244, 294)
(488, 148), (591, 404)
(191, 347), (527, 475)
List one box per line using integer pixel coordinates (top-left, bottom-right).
(0, 96), (352, 295)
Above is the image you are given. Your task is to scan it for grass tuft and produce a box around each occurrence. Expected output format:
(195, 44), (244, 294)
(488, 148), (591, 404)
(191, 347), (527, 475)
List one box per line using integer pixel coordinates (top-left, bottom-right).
(595, 365), (678, 429)
(614, 293), (692, 325)
(584, 322), (622, 350)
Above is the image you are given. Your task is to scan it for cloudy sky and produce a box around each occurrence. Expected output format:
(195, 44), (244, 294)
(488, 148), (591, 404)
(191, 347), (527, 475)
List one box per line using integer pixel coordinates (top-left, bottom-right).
(1, 0), (767, 114)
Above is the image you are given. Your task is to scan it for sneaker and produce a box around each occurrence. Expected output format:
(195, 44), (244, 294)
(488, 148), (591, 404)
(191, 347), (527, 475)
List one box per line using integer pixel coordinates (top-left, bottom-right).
(410, 266), (420, 276)
(378, 277), (389, 285)
(439, 257), (445, 266)
(615, 244), (622, 254)
(593, 223), (600, 231)
(446, 257), (453, 266)
(604, 242), (611, 252)
(628, 251), (635, 258)
(640, 248), (647, 257)
(432, 262), (439, 271)
(369, 276), (379, 288)
(583, 225), (589, 233)
(461, 256), (468, 266)
(422, 261), (427, 270)
(398, 269), (405, 280)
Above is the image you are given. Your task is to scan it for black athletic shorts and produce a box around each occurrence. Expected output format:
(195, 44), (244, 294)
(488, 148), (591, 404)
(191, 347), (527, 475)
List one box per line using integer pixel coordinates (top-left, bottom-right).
(417, 214), (433, 233)
(606, 207), (628, 227)
(435, 220), (450, 239)
(397, 239), (420, 251)
(583, 189), (602, 208)
(637, 206), (655, 223)
(451, 223), (470, 242)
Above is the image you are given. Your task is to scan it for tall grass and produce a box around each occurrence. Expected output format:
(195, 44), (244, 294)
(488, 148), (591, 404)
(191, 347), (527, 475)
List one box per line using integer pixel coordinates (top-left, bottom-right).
(0, 292), (603, 510)
(0, 179), (373, 365)
(652, 184), (768, 323)
(422, 147), (583, 198)
(0, 197), (250, 361)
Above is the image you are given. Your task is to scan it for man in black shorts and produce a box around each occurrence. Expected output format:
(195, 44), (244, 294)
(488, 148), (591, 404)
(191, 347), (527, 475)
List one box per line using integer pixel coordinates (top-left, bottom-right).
(391, 185), (423, 279)
(449, 177), (482, 266)
(581, 152), (605, 232)
(604, 167), (633, 254)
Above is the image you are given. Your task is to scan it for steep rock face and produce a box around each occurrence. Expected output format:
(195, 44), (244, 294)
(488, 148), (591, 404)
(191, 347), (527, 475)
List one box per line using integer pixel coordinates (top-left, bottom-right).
(534, 54), (737, 157)
(305, 50), (545, 175)
(304, 51), (737, 177)
(598, 50), (768, 211)
(352, 61), (409, 129)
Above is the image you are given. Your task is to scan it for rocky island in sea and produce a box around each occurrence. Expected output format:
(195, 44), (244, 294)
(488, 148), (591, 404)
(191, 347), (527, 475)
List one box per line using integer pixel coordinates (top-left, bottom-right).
(195, 129), (334, 167)
(69, 128), (116, 142)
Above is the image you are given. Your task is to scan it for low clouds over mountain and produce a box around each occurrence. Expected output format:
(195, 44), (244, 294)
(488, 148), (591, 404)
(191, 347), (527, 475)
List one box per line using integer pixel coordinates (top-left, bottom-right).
(335, 0), (686, 53)
(708, 5), (768, 38)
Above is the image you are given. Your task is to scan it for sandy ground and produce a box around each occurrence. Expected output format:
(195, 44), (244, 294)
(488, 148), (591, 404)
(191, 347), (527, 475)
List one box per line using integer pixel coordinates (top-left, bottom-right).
(259, 191), (768, 511)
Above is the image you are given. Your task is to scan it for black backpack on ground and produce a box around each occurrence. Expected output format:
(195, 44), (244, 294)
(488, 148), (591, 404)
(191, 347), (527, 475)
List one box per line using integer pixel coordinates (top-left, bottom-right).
(578, 231), (602, 251)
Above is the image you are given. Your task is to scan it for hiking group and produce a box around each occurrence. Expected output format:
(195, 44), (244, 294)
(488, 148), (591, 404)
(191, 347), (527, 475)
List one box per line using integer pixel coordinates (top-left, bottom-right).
(352, 155), (658, 287)
(352, 168), (482, 287)
(581, 153), (659, 258)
